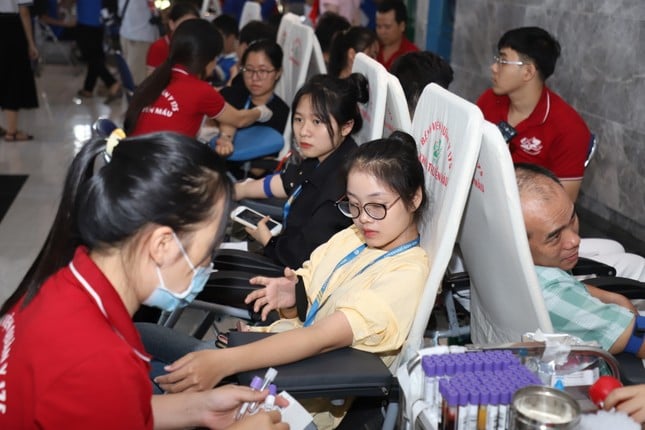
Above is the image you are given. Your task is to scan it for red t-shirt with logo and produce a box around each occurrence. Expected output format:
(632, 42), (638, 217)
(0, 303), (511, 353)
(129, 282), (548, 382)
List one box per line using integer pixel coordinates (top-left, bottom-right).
(146, 35), (170, 68)
(0, 247), (153, 429)
(132, 66), (226, 137)
(477, 86), (590, 180)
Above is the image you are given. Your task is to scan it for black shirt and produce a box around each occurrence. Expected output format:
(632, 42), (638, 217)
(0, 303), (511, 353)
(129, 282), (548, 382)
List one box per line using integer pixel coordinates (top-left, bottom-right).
(263, 137), (358, 268)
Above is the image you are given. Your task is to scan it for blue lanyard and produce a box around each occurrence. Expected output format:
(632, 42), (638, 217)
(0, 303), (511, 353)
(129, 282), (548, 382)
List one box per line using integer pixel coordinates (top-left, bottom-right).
(303, 236), (421, 327)
(281, 184), (303, 228)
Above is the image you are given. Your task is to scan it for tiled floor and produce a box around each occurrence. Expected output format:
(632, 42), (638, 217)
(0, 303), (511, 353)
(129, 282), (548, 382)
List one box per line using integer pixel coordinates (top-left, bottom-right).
(0, 63), (126, 304)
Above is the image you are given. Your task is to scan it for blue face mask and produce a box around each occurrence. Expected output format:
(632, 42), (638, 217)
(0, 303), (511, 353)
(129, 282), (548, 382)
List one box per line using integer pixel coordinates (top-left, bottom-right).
(143, 233), (214, 312)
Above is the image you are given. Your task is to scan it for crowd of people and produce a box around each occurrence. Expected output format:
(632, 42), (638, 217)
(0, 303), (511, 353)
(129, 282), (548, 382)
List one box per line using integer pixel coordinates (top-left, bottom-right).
(1, 0), (645, 428)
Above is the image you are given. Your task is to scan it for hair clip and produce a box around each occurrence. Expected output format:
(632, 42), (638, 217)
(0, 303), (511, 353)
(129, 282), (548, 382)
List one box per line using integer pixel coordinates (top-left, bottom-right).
(104, 128), (126, 162)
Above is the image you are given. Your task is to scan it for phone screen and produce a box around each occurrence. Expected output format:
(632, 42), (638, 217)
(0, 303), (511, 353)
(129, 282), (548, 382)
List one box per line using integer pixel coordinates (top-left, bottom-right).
(237, 209), (280, 230)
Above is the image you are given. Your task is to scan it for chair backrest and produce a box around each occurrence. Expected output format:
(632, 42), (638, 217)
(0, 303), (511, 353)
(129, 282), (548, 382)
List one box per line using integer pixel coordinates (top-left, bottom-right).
(465, 121), (554, 344)
(400, 83), (483, 365)
(275, 13), (325, 108)
(383, 72), (412, 137)
(275, 14), (326, 155)
(239, 1), (262, 29)
(350, 53), (388, 144)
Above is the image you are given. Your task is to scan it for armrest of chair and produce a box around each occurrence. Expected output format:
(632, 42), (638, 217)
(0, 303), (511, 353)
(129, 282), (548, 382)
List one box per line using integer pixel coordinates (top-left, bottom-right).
(572, 257), (616, 277)
(584, 276), (645, 300)
(214, 249), (284, 277)
(228, 332), (394, 399)
(615, 352), (645, 385)
(200, 270), (279, 323)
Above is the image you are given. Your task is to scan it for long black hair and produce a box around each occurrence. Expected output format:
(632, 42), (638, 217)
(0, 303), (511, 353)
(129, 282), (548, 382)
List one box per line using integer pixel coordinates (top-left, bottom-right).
(1, 133), (232, 316)
(327, 27), (378, 78)
(124, 19), (223, 133)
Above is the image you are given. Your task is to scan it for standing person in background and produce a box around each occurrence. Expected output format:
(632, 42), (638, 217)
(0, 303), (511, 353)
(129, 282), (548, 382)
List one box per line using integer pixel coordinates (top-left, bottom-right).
(0, 0), (39, 141)
(119, 0), (160, 85)
(145, 0), (200, 76)
(75, 0), (122, 102)
(375, 0), (418, 70)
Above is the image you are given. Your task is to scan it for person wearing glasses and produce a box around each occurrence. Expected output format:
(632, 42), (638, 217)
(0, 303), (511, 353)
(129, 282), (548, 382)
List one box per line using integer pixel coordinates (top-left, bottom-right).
(155, 131), (429, 428)
(476, 26), (590, 203)
(232, 73), (368, 269)
(0, 131), (287, 429)
(125, 19), (273, 138)
(213, 40), (289, 157)
(477, 27), (645, 283)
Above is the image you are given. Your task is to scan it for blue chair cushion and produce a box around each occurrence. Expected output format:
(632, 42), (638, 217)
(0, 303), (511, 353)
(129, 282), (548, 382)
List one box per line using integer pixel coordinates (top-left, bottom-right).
(211, 126), (284, 162)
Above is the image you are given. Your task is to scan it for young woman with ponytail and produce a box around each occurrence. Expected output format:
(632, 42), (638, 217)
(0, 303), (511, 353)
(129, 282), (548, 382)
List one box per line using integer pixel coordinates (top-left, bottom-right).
(0, 132), (286, 430)
(327, 26), (379, 78)
(125, 19), (273, 138)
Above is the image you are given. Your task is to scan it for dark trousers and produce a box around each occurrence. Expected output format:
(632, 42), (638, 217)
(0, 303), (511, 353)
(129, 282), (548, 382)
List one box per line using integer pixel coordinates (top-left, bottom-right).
(75, 24), (116, 92)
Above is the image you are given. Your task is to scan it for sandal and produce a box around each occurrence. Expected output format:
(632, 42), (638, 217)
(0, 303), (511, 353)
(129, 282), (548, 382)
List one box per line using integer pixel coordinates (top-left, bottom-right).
(4, 131), (33, 142)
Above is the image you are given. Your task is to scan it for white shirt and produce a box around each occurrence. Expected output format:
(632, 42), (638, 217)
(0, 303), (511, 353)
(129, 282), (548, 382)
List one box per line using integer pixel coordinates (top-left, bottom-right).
(0, 0), (31, 14)
(118, 0), (158, 42)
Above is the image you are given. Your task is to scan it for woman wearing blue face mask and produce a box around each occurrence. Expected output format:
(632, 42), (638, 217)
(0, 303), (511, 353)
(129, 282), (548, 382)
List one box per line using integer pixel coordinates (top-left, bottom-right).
(0, 132), (287, 430)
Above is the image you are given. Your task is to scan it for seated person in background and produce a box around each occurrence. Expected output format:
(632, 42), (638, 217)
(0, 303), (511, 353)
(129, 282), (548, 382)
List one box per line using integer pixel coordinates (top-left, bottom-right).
(390, 50), (454, 117)
(125, 19), (272, 138)
(228, 20), (278, 86)
(515, 163), (645, 357)
(214, 39), (289, 157)
(477, 26), (590, 203)
(146, 0), (200, 76)
(479, 26), (645, 281)
(211, 13), (239, 87)
(314, 11), (350, 65)
(232, 73), (368, 269)
(155, 132), (430, 427)
(0, 131), (286, 430)
(327, 26), (378, 78)
(375, 0), (418, 70)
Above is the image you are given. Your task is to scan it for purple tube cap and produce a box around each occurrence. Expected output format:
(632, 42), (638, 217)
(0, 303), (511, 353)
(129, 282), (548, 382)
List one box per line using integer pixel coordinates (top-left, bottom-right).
(269, 384), (277, 396)
(250, 375), (264, 390)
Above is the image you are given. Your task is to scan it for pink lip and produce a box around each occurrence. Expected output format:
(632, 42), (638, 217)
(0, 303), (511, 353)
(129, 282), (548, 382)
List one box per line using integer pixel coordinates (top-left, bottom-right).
(362, 229), (377, 238)
(299, 143), (313, 150)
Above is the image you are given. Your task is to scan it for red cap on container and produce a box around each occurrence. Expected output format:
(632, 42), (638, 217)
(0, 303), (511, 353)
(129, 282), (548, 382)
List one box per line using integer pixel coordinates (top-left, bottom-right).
(588, 376), (623, 407)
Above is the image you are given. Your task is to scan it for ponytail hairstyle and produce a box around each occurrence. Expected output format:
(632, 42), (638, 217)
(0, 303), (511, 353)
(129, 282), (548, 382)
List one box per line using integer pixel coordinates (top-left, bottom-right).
(124, 19), (223, 133)
(327, 26), (378, 78)
(1, 132), (232, 316)
(291, 73), (369, 144)
(343, 131), (427, 223)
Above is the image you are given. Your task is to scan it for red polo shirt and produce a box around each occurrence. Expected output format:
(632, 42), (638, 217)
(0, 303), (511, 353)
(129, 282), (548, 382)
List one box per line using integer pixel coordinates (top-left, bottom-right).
(146, 35), (170, 68)
(0, 247), (153, 429)
(377, 37), (419, 71)
(132, 65), (226, 137)
(477, 86), (590, 180)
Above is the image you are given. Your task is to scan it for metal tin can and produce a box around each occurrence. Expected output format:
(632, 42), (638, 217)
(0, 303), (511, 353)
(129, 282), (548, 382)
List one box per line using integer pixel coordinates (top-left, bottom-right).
(509, 385), (580, 429)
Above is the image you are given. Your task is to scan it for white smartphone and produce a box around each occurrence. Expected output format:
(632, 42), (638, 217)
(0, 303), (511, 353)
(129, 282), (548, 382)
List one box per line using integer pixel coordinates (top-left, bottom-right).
(230, 205), (282, 236)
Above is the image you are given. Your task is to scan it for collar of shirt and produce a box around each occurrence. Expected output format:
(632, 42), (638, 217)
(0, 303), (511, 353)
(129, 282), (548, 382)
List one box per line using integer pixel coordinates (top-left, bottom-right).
(69, 247), (151, 362)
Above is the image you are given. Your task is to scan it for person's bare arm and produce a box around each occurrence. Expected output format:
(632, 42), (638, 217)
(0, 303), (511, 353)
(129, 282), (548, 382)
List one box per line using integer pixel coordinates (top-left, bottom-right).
(156, 311), (354, 393)
(215, 103), (272, 129)
(234, 173), (287, 201)
(586, 284), (638, 314)
(19, 5), (38, 60)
